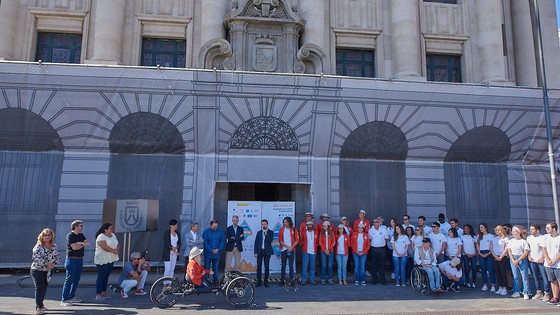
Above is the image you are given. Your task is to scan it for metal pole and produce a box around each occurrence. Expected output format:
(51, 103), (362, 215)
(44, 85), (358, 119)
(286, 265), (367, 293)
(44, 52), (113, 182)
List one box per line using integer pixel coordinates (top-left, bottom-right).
(530, 0), (560, 225)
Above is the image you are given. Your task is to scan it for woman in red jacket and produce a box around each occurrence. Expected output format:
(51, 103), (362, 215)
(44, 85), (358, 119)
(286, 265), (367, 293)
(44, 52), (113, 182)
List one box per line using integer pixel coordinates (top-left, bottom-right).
(336, 224), (350, 285)
(351, 223), (371, 285)
(279, 217), (299, 285)
(319, 221), (336, 284)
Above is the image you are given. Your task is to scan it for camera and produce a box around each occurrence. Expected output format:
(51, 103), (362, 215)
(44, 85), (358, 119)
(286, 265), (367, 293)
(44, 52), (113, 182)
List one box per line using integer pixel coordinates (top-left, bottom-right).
(140, 250), (150, 261)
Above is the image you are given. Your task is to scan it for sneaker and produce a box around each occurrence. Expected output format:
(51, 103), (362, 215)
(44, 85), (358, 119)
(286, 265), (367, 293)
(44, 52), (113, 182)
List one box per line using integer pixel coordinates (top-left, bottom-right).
(547, 297), (559, 305)
(321, 280), (326, 285)
(391, 273), (395, 279)
(95, 296), (107, 301)
(135, 289), (147, 296)
(495, 288), (503, 295)
(533, 291), (543, 300)
(121, 289), (129, 299)
(328, 279), (335, 285)
(500, 289), (508, 296)
(511, 292), (521, 298)
(60, 301), (73, 306)
(471, 283), (476, 290)
(365, 271), (372, 276)
(361, 281), (367, 286)
(355, 281), (359, 286)
(451, 286), (460, 292)
(490, 285), (496, 292)
(69, 298), (82, 303)
(481, 284), (488, 291)
(543, 293), (550, 302)
(396, 283), (400, 287)
(524, 294), (530, 300)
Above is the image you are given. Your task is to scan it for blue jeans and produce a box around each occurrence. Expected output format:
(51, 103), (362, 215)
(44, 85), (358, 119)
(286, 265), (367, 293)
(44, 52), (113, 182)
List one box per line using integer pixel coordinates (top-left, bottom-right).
(420, 266), (441, 290)
(392, 256), (407, 284)
(478, 251), (496, 285)
(204, 257), (219, 282)
(321, 252), (334, 280)
(529, 261), (549, 293)
(302, 253), (316, 282)
(95, 262), (114, 294)
(461, 255), (477, 284)
(336, 254), (348, 281)
(353, 253), (367, 283)
(62, 257), (83, 302)
(510, 256), (531, 295)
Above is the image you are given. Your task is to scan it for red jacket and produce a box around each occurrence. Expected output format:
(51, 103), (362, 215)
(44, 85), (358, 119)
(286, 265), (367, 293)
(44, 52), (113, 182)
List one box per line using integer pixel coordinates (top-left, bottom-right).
(335, 234), (350, 255)
(351, 232), (371, 255)
(299, 221), (315, 239)
(279, 227), (300, 251)
(300, 228), (319, 254)
(353, 219), (371, 232)
(186, 259), (210, 286)
(316, 222), (336, 235)
(319, 231), (335, 252)
(336, 226), (353, 238)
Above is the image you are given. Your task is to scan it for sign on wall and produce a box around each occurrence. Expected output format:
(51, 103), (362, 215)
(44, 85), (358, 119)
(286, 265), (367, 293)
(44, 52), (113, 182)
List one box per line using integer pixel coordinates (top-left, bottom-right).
(103, 199), (159, 233)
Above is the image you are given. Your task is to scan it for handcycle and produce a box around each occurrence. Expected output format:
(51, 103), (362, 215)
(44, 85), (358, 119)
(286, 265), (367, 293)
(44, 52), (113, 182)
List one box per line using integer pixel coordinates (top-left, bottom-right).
(149, 270), (255, 308)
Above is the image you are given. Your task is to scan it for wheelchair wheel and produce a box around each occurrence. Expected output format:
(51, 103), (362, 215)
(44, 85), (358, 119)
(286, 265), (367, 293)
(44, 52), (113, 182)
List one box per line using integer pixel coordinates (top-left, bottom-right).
(219, 270), (243, 295)
(149, 276), (182, 308)
(410, 267), (424, 292)
(225, 276), (255, 308)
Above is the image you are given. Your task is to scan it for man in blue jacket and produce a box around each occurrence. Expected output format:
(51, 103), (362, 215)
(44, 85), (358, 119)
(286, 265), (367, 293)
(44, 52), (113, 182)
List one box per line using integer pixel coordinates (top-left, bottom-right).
(254, 219), (274, 287)
(203, 220), (225, 284)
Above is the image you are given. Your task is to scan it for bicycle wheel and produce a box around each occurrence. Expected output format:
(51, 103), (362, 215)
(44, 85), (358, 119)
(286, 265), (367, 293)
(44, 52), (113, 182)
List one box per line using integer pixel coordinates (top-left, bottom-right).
(225, 276), (255, 308)
(149, 276), (182, 308)
(219, 270), (243, 295)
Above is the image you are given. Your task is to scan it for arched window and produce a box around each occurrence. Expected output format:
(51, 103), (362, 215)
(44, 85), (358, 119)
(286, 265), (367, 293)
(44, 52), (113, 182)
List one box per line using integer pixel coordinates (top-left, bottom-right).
(107, 112), (185, 258)
(0, 108), (63, 263)
(230, 116), (299, 151)
(339, 121), (408, 220)
(444, 126), (511, 226)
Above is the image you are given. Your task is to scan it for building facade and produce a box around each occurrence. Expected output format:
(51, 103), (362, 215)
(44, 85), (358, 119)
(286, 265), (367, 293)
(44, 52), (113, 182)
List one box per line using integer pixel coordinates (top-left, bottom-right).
(0, 0), (559, 265)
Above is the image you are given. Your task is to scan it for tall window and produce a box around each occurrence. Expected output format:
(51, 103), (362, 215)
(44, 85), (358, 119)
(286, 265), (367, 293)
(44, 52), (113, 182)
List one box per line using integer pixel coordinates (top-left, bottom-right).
(426, 54), (462, 83)
(141, 38), (186, 68)
(35, 32), (82, 63)
(336, 49), (375, 78)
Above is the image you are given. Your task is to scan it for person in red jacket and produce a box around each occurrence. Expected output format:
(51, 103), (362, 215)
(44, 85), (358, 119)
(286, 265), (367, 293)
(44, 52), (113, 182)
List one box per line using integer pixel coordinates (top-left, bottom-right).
(353, 210), (371, 232)
(339, 216), (353, 237)
(279, 217), (299, 285)
(319, 221), (336, 285)
(301, 221), (319, 285)
(299, 212), (315, 237)
(316, 213), (336, 234)
(351, 223), (371, 285)
(186, 247), (213, 291)
(336, 224), (350, 285)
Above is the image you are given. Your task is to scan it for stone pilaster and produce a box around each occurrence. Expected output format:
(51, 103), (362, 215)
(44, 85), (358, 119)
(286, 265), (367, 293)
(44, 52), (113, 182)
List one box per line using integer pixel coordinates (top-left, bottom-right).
(475, 0), (508, 84)
(299, 0), (324, 48)
(390, 0), (422, 80)
(86, 0), (126, 64)
(511, 0), (537, 87)
(0, 1), (18, 60)
(200, 0), (228, 45)
(228, 21), (247, 70)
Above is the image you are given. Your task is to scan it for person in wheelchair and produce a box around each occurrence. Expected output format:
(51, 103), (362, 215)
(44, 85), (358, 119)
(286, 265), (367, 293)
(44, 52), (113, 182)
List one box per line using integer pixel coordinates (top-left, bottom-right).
(186, 247), (214, 292)
(439, 257), (464, 292)
(414, 237), (442, 292)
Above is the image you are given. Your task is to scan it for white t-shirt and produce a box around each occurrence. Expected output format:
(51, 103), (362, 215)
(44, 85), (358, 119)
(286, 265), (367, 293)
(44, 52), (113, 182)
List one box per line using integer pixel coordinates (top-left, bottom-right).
(478, 233), (494, 251)
(387, 227), (395, 250)
(282, 228), (292, 251)
(527, 234), (544, 261)
(356, 233), (365, 252)
(542, 234), (560, 268)
(440, 260), (462, 278)
(94, 233), (119, 265)
(439, 222), (451, 235)
(337, 235), (346, 255)
(446, 236), (463, 257)
(491, 236), (508, 256)
(306, 231), (315, 254)
(507, 238), (529, 256)
(422, 225), (433, 236)
(392, 235), (410, 257)
(411, 235), (424, 251)
(460, 235), (476, 256)
(430, 232), (447, 254)
(368, 227), (389, 247)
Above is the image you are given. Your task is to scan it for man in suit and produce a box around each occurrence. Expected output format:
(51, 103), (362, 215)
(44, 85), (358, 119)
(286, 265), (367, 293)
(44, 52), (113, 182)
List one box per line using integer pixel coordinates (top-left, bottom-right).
(225, 215), (244, 271)
(254, 219), (274, 287)
(183, 222), (203, 266)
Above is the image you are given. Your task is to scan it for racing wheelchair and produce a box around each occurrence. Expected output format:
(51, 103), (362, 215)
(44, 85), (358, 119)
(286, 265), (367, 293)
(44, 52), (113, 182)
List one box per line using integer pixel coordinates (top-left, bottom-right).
(410, 266), (443, 295)
(149, 270), (255, 308)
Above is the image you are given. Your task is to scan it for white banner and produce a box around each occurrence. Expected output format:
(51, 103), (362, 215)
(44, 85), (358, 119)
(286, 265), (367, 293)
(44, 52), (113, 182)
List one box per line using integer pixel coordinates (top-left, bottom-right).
(261, 202), (296, 273)
(227, 201), (262, 273)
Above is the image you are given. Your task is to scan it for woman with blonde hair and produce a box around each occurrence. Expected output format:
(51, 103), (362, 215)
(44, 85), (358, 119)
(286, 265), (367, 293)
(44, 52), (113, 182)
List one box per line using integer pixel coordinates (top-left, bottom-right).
(507, 225), (531, 299)
(490, 225), (509, 296)
(31, 228), (61, 315)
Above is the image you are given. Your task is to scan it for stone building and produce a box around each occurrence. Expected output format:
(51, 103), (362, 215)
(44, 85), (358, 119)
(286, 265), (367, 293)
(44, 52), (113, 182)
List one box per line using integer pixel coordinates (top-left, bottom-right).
(0, 0), (559, 265)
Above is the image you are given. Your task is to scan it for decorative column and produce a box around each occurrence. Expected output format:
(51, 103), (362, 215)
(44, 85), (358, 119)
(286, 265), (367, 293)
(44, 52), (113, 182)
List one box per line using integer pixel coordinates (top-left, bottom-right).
(86, 0), (126, 64)
(537, 0), (560, 89)
(0, 1), (18, 60)
(228, 21), (247, 70)
(200, 0), (228, 45)
(299, 0), (324, 49)
(390, 0), (422, 80)
(475, 0), (508, 84)
(511, 0), (537, 87)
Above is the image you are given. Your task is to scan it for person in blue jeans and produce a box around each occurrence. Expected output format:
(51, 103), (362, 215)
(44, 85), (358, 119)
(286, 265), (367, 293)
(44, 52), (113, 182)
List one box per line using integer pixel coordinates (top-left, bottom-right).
(391, 224), (410, 286)
(507, 225), (532, 299)
(202, 220), (225, 284)
(301, 221), (318, 285)
(319, 221), (335, 284)
(61, 220), (90, 306)
(477, 223), (496, 292)
(527, 224), (549, 301)
(351, 223), (370, 285)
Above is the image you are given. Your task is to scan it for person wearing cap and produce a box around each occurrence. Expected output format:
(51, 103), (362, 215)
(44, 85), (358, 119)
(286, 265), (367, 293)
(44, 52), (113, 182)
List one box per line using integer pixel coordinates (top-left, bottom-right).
(279, 217), (299, 285)
(300, 212), (315, 237)
(186, 246), (213, 291)
(414, 237), (442, 291)
(118, 252), (150, 298)
(368, 217), (389, 285)
(301, 220), (318, 285)
(319, 221), (336, 284)
(353, 210), (370, 232)
(339, 216), (353, 236)
(351, 223), (370, 285)
(317, 213), (335, 234)
(254, 219), (274, 287)
(336, 224), (350, 285)
(507, 225), (531, 299)
(439, 257), (463, 292)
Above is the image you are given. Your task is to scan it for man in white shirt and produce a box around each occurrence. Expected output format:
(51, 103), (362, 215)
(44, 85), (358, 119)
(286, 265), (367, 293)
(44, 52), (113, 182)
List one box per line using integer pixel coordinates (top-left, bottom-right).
(528, 224), (549, 301)
(402, 214), (415, 230)
(430, 222), (447, 264)
(541, 222), (560, 304)
(368, 218), (389, 285)
(414, 237), (442, 292)
(449, 218), (463, 236)
(417, 216), (432, 236)
(437, 213), (451, 235)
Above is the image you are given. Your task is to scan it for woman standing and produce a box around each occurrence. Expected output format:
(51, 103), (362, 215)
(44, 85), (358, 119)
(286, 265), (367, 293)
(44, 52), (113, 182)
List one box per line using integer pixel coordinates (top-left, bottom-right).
(507, 225), (531, 299)
(319, 221), (336, 284)
(391, 224), (410, 286)
(335, 224), (350, 285)
(351, 223), (370, 285)
(31, 228), (60, 315)
(445, 228), (463, 260)
(279, 216), (299, 284)
(94, 223), (119, 301)
(162, 219), (181, 283)
(490, 225), (509, 296)
(477, 223), (496, 292)
(405, 226), (415, 284)
(461, 224), (477, 289)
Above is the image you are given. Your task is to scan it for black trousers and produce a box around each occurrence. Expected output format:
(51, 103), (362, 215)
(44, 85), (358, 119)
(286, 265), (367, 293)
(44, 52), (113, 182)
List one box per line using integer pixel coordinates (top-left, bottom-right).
(256, 249), (271, 283)
(370, 247), (386, 283)
(30, 269), (48, 309)
(281, 251), (295, 281)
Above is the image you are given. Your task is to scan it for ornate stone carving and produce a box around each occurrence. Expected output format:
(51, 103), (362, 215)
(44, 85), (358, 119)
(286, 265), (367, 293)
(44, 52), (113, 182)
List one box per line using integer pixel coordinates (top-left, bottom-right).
(230, 116), (299, 151)
(297, 44), (329, 74)
(198, 38), (234, 70)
